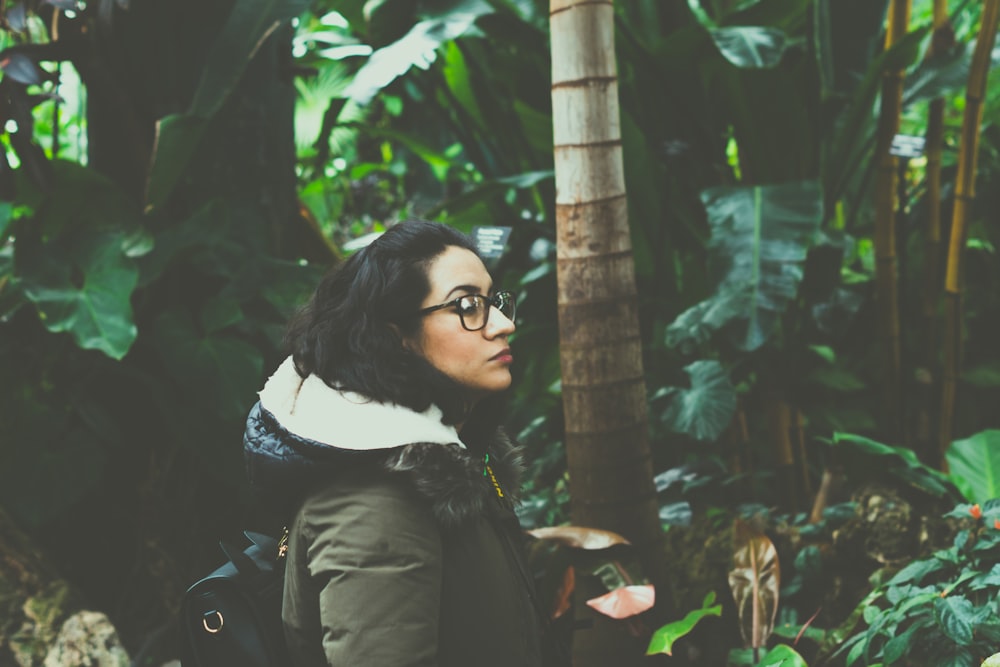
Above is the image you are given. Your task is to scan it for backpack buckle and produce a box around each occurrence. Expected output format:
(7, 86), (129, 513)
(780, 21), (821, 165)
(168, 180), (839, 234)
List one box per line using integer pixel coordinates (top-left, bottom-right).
(202, 610), (224, 634)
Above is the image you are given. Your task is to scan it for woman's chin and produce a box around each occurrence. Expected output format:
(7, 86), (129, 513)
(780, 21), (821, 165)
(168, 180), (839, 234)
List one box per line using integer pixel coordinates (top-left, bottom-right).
(464, 375), (512, 400)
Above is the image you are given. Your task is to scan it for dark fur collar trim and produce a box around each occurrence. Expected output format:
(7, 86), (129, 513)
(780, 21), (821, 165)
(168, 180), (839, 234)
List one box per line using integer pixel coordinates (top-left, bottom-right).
(383, 429), (524, 528)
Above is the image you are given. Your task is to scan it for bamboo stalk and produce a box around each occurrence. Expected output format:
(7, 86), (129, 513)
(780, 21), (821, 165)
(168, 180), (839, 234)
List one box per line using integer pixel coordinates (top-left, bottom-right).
(767, 396), (798, 510)
(915, 0), (953, 460)
(872, 0), (912, 446)
(794, 407), (812, 502)
(939, 0), (1000, 466)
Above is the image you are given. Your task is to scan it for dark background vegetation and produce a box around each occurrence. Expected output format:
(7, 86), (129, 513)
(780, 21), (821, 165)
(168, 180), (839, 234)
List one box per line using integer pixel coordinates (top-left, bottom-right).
(2, 0), (1000, 664)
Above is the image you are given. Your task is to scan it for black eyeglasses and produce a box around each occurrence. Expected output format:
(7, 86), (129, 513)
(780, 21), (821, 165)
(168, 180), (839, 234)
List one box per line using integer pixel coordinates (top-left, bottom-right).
(414, 291), (516, 331)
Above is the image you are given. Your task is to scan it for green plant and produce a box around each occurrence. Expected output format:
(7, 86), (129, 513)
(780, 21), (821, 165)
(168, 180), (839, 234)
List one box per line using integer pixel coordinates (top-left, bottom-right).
(830, 500), (1000, 667)
(729, 643), (809, 667)
(824, 432), (963, 500)
(946, 430), (1000, 502)
(646, 591), (723, 657)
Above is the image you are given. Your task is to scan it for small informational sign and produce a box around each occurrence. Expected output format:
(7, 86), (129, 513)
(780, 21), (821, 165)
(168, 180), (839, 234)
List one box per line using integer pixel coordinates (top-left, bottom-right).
(472, 226), (512, 259)
(890, 134), (925, 158)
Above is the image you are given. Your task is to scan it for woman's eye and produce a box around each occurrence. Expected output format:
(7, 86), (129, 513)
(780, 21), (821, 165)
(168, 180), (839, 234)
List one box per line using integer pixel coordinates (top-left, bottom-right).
(457, 296), (483, 314)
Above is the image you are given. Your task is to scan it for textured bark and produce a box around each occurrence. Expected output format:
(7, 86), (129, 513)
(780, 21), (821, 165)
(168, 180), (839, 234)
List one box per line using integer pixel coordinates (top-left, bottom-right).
(872, 0), (911, 446)
(550, 0), (665, 662)
(938, 0), (1000, 465)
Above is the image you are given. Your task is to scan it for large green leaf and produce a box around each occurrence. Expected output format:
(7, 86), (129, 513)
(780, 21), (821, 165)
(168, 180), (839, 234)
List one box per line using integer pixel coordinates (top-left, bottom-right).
(293, 60), (355, 153)
(760, 644), (809, 667)
(191, 0), (311, 118)
(654, 360), (737, 442)
(0, 201), (11, 240)
(17, 160), (140, 235)
(824, 26), (928, 206)
(0, 416), (106, 527)
(442, 40), (486, 131)
(665, 181), (823, 352)
(423, 170), (552, 219)
(146, 0), (309, 210)
(961, 361), (1000, 388)
(946, 430), (1000, 503)
(20, 232), (138, 359)
(882, 621), (923, 664)
(709, 27), (787, 68)
(813, 0), (889, 101)
(935, 596), (976, 646)
(903, 41), (974, 108)
(152, 310), (263, 421)
(646, 591), (723, 656)
(344, 0), (494, 106)
(826, 432), (960, 499)
(137, 199), (232, 286)
(145, 114), (209, 212)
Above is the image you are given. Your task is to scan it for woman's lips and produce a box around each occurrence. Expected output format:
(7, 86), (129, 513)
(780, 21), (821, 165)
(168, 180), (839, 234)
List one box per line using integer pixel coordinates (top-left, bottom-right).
(490, 349), (513, 363)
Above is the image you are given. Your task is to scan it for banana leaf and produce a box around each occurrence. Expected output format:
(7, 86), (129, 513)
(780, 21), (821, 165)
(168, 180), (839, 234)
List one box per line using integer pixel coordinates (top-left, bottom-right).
(344, 0), (494, 106)
(665, 180), (823, 352)
(146, 0), (310, 209)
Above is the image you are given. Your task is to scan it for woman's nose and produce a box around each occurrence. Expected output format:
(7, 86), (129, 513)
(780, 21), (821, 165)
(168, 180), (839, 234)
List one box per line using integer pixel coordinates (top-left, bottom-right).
(485, 306), (515, 336)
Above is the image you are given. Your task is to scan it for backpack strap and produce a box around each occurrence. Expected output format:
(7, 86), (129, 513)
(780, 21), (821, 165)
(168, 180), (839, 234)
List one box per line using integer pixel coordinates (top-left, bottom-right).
(244, 530), (280, 556)
(219, 540), (262, 577)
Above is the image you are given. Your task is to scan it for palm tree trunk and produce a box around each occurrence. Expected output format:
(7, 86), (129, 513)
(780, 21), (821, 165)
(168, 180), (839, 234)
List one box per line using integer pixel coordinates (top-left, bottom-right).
(872, 0), (911, 446)
(550, 0), (665, 662)
(938, 0), (1000, 467)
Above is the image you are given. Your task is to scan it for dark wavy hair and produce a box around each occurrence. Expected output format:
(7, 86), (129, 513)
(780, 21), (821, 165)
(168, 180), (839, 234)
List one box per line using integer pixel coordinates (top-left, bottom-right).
(284, 220), (504, 434)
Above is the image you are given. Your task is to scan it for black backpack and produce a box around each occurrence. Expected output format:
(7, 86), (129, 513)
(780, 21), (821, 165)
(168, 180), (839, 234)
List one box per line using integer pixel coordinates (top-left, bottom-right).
(179, 529), (289, 667)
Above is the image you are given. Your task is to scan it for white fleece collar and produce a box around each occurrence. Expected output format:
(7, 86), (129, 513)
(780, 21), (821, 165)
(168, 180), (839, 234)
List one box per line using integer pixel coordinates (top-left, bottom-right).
(257, 356), (463, 451)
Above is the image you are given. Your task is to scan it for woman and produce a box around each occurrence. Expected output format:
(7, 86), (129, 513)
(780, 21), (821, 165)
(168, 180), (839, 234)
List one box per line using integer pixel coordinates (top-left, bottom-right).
(243, 220), (548, 666)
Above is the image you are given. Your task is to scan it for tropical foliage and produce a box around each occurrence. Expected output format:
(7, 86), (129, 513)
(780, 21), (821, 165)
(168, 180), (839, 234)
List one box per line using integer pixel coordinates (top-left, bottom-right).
(2, 0), (1000, 664)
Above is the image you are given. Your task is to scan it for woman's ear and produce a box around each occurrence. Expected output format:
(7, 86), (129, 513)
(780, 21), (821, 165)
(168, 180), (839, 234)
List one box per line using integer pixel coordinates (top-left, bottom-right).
(390, 322), (419, 353)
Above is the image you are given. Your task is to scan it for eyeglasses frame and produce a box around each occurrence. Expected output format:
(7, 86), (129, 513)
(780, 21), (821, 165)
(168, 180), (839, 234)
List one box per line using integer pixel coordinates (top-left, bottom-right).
(413, 290), (516, 332)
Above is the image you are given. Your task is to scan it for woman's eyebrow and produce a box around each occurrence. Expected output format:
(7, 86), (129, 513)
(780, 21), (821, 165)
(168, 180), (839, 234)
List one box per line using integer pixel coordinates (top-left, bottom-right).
(444, 283), (492, 299)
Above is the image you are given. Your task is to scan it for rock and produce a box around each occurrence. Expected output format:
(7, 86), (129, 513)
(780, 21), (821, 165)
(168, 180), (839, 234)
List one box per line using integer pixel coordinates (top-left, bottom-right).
(42, 610), (129, 667)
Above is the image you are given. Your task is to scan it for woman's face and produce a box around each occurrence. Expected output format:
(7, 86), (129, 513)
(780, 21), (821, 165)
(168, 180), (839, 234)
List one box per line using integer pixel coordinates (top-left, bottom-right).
(406, 245), (516, 399)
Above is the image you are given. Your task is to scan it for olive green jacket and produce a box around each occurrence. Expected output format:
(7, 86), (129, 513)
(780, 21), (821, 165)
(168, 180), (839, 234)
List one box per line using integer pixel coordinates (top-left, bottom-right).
(244, 357), (545, 667)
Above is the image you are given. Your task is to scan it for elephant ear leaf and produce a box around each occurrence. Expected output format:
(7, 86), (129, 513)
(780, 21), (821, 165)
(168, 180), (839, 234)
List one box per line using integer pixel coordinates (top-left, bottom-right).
(20, 232), (138, 359)
(654, 360), (737, 442)
(666, 181), (823, 352)
(729, 518), (780, 652)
